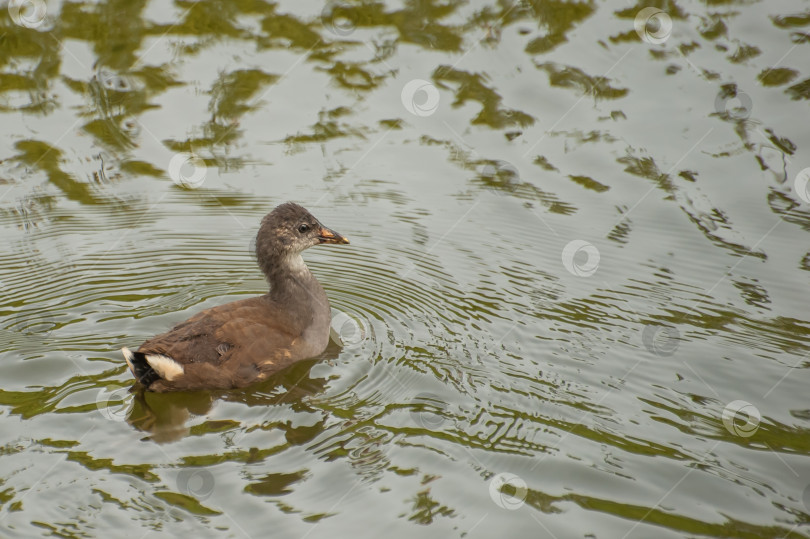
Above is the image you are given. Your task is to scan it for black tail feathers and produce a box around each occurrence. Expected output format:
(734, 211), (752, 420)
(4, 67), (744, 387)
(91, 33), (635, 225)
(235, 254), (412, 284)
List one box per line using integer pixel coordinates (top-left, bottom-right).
(122, 347), (161, 386)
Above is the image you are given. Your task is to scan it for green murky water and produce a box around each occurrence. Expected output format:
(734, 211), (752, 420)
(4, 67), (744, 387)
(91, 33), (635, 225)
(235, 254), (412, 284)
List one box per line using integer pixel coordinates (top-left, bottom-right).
(1, 0), (809, 537)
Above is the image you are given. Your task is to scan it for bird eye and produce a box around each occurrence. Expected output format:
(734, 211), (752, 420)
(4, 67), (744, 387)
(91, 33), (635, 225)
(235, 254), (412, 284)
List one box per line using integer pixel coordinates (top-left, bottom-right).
(297, 223), (310, 233)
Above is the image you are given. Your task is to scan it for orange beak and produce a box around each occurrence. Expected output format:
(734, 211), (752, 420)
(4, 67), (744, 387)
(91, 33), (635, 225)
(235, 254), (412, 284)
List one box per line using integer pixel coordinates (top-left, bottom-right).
(318, 227), (350, 245)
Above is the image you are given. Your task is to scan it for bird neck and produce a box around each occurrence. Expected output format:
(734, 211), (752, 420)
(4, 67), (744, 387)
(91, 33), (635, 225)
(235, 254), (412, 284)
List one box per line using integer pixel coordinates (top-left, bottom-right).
(265, 255), (328, 311)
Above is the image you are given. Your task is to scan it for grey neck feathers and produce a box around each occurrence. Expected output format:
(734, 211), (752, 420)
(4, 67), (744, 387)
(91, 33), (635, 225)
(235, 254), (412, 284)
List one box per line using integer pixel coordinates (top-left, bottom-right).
(264, 254), (331, 332)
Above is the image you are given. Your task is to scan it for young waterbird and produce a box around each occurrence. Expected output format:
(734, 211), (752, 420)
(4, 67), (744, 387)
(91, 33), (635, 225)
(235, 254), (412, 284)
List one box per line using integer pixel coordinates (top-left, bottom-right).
(121, 202), (349, 392)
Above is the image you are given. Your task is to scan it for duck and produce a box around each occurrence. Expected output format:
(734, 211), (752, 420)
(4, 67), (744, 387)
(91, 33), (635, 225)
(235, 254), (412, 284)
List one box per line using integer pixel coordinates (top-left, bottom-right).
(121, 202), (349, 392)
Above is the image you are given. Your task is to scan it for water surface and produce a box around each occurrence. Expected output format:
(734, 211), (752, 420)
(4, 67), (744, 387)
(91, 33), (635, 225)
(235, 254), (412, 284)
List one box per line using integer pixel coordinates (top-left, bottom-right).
(1, 0), (810, 537)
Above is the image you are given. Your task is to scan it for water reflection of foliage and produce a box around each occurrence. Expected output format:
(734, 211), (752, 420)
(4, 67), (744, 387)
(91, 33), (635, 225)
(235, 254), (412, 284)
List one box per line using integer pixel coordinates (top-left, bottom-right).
(0, 0), (606, 174)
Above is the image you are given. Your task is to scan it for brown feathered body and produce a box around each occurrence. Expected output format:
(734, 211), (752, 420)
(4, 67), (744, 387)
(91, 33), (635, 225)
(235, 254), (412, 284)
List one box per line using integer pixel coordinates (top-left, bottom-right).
(122, 203), (348, 392)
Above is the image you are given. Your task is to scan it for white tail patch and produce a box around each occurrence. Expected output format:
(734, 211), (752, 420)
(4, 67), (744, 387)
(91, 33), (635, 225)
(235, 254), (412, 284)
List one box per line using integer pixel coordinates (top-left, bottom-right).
(145, 354), (185, 381)
(121, 347), (136, 375)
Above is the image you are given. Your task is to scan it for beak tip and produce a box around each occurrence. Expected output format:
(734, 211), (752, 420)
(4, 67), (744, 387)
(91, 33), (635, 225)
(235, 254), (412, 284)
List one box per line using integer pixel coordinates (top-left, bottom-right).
(319, 227), (350, 245)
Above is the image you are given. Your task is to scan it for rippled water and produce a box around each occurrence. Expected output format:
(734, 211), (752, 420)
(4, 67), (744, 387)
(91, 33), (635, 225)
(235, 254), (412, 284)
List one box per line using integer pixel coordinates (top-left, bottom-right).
(1, 0), (810, 537)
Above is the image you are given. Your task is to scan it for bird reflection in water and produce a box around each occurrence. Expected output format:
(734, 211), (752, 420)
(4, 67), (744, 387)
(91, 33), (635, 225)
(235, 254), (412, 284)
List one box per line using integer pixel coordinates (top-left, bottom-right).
(124, 348), (337, 443)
